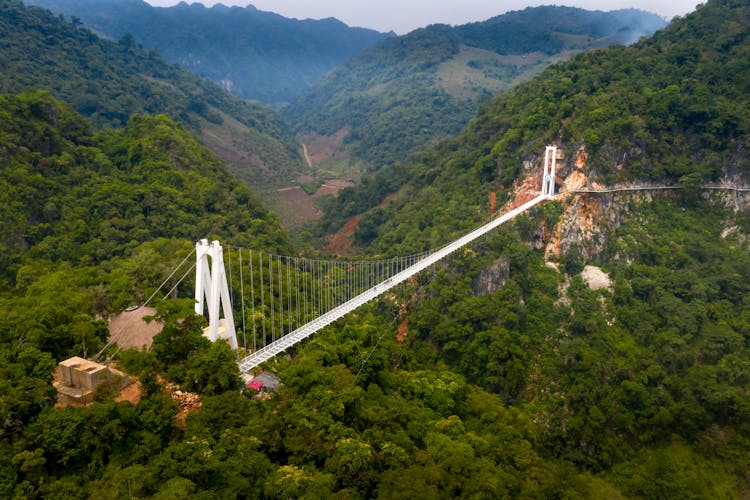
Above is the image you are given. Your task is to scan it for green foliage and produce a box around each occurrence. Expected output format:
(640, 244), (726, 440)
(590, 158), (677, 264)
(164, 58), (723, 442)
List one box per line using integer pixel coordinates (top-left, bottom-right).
(0, 90), (289, 266)
(180, 342), (241, 396)
(293, 1), (750, 495)
(118, 349), (162, 396)
(0, 91), (291, 360)
(317, 0), (750, 252)
(0, 345), (56, 434)
(608, 440), (739, 498)
(563, 244), (586, 275)
(0, 88), (294, 388)
(288, 24), (467, 170)
(150, 300), (211, 369)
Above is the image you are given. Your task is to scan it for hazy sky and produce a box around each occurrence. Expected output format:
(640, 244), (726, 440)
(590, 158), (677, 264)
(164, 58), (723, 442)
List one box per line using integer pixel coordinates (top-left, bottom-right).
(146, 1), (701, 34)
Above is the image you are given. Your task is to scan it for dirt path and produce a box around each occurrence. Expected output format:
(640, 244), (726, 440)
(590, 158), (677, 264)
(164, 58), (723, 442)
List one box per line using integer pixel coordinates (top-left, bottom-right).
(302, 143), (313, 169)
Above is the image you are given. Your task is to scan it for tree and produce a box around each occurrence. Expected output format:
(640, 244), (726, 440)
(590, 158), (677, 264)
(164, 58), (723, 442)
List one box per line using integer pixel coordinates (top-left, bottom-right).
(0, 346), (56, 435)
(180, 342), (241, 396)
(149, 299), (210, 369)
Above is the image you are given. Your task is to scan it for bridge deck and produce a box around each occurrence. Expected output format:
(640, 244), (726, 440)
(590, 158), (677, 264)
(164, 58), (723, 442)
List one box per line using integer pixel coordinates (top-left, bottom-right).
(238, 194), (549, 372)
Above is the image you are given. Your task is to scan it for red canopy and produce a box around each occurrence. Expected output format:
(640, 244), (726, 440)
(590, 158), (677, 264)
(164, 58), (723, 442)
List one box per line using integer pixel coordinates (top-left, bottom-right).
(246, 380), (263, 391)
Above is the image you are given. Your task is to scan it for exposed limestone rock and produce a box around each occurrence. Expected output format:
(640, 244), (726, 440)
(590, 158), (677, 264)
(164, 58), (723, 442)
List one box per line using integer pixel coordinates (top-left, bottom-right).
(544, 192), (616, 262)
(709, 181), (750, 212)
(541, 142), (750, 273)
(473, 257), (510, 296)
(575, 144), (587, 169)
(721, 225), (739, 239)
(545, 143), (630, 264)
(561, 168), (588, 193)
(580, 265), (612, 291)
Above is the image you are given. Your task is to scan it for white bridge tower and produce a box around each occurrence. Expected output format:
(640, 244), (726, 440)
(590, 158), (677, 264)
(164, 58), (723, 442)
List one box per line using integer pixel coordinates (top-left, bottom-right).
(542, 145), (557, 197)
(194, 239), (238, 349)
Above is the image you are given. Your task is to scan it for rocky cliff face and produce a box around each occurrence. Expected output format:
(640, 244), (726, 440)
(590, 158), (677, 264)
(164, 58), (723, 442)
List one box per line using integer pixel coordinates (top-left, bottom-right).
(508, 143), (750, 268)
(544, 144), (619, 263)
(473, 257), (510, 296)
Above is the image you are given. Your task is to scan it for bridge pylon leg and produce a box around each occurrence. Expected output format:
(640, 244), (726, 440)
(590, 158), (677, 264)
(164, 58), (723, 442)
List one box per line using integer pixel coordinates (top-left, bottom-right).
(542, 145), (557, 197)
(195, 239), (238, 350)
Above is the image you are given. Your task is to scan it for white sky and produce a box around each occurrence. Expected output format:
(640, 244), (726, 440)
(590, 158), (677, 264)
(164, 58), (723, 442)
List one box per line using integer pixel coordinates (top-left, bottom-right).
(145, 1), (701, 34)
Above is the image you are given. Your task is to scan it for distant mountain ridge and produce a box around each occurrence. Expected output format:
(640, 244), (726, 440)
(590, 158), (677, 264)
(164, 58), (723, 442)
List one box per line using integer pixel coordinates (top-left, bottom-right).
(457, 6), (666, 53)
(285, 6), (667, 174)
(24, 0), (392, 105)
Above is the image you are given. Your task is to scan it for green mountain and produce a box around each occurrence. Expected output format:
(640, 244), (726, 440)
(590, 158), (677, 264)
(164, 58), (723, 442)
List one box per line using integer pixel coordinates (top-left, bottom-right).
(286, 6), (666, 175)
(25, 0), (392, 105)
(1, 0), (305, 204)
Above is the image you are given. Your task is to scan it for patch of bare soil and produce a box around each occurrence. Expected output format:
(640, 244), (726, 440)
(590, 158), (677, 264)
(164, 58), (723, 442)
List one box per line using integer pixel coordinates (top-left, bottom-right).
(312, 179), (356, 198)
(302, 143), (314, 168)
(108, 306), (162, 351)
(322, 188), (403, 255)
(300, 126), (352, 166)
(199, 112), (269, 177)
(115, 380), (143, 405)
(325, 215), (359, 256)
(274, 178), (357, 228)
(277, 186), (321, 222)
(397, 317), (408, 344)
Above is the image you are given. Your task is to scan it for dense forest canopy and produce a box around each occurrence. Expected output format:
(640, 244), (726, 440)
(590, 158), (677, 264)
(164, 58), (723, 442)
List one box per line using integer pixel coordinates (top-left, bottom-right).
(1, 0), (750, 497)
(25, 0), (392, 105)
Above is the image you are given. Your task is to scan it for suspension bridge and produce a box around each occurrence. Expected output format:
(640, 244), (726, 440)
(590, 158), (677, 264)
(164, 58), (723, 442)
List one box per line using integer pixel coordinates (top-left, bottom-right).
(185, 146), (557, 373)
(154, 145), (749, 373)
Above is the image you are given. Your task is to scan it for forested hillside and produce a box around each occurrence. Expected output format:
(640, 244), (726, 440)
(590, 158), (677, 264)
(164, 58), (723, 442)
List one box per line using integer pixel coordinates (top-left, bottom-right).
(0, 91), (293, 495)
(25, 0), (392, 105)
(286, 7), (665, 174)
(295, 0), (750, 495)
(1, 0), (305, 199)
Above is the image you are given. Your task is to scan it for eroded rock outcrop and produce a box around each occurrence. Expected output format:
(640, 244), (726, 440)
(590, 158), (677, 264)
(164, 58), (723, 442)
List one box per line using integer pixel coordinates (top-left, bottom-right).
(473, 257), (510, 296)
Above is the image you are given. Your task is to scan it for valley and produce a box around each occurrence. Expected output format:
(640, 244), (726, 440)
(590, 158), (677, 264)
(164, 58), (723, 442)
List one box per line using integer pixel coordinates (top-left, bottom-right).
(14, 1), (668, 228)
